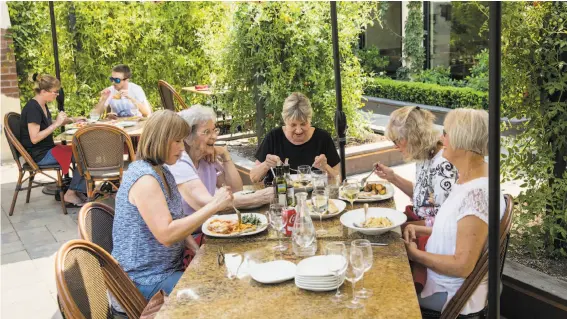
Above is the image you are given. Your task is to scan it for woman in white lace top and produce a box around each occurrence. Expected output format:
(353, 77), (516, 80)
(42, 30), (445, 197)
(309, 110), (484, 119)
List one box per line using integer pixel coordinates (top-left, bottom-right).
(376, 106), (457, 227)
(403, 108), (506, 315)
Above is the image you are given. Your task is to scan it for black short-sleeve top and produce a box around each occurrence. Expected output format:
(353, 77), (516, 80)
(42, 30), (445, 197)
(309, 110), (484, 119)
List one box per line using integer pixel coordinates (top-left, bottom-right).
(255, 127), (340, 182)
(20, 99), (55, 163)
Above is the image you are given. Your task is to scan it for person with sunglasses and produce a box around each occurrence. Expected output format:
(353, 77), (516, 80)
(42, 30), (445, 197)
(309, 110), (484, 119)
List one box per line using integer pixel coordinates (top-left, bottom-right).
(19, 73), (87, 207)
(93, 64), (151, 118)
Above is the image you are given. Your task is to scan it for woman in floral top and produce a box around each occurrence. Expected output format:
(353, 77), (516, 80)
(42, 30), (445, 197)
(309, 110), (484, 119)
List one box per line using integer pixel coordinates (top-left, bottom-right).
(375, 106), (458, 227)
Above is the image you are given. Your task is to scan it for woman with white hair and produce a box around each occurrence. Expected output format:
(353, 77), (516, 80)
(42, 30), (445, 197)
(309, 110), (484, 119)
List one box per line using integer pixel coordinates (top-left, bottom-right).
(166, 105), (274, 230)
(376, 106), (457, 226)
(250, 92), (341, 183)
(404, 108), (505, 314)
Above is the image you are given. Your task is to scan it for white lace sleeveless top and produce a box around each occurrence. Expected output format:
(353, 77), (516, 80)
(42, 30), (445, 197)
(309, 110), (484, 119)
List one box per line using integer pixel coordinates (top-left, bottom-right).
(422, 177), (505, 314)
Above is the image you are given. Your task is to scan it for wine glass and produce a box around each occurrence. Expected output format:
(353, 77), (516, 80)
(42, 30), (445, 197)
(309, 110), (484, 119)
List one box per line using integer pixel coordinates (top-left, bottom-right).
(268, 204), (287, 251)
(351, 239), (373, 298)
(324, 242), (348, 303)
(311, 189), (329, 236)
(89, 110), (100, 123)
(297, 165), (311, 188)
(344, 247), (365, 309)
(342, 180), (360, 209)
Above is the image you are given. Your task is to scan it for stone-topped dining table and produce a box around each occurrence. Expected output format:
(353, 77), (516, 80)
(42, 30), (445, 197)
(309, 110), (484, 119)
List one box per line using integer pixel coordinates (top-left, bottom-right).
(155, 199), (421, 319)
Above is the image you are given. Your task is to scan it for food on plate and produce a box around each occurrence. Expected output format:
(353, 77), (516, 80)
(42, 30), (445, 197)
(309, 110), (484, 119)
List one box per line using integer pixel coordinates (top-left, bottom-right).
(293, 180), (312, 189)
(113, 93), (122, 99)
(207, 219), (257, 235)
(67, 121), (89, 129)
(359, 183), (388, 198)
(241, 214), (262, 226)
(362, 217), (393, 228)
(307, 200), (339, 215)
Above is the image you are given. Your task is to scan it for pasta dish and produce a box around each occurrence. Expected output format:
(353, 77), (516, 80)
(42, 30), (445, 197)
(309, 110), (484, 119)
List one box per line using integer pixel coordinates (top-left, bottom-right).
(207, 219), (257, 235)
(362, 217), (393, 228)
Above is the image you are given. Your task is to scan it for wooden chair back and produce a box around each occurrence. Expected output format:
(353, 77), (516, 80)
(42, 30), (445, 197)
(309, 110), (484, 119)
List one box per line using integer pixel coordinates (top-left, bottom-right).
(439, 194), (515, 319)
(71, 124), (135, 178)
(78, 202), (115, 254)
(55, 240), (147, 319)
(157, 80), (188, 111)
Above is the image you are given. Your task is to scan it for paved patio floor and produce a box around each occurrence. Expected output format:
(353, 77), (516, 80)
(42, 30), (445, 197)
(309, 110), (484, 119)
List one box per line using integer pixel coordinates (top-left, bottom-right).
(0, 160), (522, 319)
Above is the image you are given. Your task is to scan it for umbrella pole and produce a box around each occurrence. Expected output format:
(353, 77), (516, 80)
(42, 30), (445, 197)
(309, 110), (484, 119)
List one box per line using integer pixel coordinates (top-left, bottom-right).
(330, 2), (347, 181)
(488, 2), (502, 318)
(49, 1), (64, 112)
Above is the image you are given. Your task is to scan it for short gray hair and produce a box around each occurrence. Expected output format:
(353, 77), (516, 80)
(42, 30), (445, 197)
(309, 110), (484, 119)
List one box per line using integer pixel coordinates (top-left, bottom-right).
(281, 92), (312, 123)
(444, 108), (488, 156)
(178, 105), (216, 138)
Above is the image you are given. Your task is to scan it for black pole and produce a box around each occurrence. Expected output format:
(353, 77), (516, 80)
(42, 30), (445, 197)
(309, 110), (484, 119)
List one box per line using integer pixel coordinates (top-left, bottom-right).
(330, 2), (347, 181)
(488, 2), (501, 318)
(49, 1), (64, 112)
(423, 1), (431, 70)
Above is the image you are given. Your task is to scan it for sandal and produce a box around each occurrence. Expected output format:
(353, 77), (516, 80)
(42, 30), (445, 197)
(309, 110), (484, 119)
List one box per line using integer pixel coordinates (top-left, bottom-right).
(65, 201), (85, 208)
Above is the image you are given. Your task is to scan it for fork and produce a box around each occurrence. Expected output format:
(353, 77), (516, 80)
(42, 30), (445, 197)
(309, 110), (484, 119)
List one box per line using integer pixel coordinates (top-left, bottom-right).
(360, 163), (379, 185)
(221, 183), (241, 226)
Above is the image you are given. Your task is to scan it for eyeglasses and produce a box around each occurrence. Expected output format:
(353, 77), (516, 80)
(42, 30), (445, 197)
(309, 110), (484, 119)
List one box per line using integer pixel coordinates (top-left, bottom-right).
(109, 77), (128, 84)
(198, 128), (221, 137)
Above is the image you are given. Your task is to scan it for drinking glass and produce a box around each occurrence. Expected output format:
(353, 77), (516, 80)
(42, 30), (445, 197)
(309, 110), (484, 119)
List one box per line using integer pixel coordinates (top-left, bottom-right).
(344, 247), (365, 309)
(351, 239), (373, 298)
(342, 180), (360, 209)
(311, 189), (329, 236)
(324, 242), (348, 303)
(297, 165), (312, 188)
(311, 169), (327, 190)
(268, 204), (287, 251)
(89, 110), (100, 122)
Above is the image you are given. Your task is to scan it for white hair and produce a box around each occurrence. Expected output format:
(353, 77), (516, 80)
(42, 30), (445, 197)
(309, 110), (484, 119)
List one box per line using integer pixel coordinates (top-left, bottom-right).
(281, 92), (313, 123)
(178, 105), (217, 139)
(444, 108), (489, 156)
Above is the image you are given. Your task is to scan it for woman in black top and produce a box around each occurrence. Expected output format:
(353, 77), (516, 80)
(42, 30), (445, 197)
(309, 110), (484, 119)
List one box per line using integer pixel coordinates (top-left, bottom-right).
(251, 92), (341, 183)
(20, 74), (86, 206)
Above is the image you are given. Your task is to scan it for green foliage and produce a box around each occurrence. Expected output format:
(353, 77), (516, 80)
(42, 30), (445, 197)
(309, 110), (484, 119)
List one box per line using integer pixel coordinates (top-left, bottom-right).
(449, 2), (489, 64)
(364, 77), (488, 109)
(216, 2), (378, 139)
(8, 1), (229, 117)
(463, 49), (489, 92)
(413, 66), (460, 87)
(499, 1), (567, 256)
(356, 45), (389, 76)
(402, 2), (425, 78)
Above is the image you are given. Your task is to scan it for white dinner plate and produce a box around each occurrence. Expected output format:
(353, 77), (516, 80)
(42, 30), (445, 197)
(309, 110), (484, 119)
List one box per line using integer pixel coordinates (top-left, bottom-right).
(340, 207), (407, 236)
(308, 199), (347, 220)
(64, 129), (78, 135)
(115, 121), (137, 128)
(339, 182), (395, 202)
(202, 213), (268, 238)
(250, 260), (296, 284)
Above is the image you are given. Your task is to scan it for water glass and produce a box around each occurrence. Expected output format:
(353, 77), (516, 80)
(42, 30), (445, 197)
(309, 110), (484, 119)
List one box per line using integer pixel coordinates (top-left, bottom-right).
(311, 169), (327, 190)
(351, 239), (373, 298)
(268, 204), (287, 251)
(89, 110), (100, 122)
(297, 165), (312, 187)
(324, 242), (348, 303)
(344, 247), (365, 309)
(311, 189), (329, 236)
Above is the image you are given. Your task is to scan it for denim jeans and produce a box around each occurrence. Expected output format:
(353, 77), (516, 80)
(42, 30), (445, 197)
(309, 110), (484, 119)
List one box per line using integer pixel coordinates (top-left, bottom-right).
(37, 149), (87, 193)
(136, 271), (184, 300)
(418, 292), (448, 312)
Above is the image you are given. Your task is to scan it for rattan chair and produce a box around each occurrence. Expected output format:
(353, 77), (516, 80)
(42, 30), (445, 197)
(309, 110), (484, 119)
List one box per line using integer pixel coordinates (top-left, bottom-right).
(421, 194), (515, 319)
(56, 239), (148, 319)
(71, 124), (135, 202)
(157, 80), (189, 111)
(78, 202), (115, 254)
(3, 112), (68, 215)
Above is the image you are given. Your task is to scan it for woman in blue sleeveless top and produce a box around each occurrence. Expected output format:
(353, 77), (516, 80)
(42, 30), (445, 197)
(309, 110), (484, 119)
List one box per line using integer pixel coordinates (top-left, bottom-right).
(112, 110), (233, 300)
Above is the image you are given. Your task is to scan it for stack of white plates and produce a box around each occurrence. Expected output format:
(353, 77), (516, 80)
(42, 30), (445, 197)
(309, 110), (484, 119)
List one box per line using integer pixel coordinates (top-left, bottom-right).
(295, 255), (346, 291)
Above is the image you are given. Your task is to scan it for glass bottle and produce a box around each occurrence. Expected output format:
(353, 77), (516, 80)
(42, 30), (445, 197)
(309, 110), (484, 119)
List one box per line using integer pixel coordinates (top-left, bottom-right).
(292, 192), (317, 257)
(275, 165), (288, 207)
(283, 162), (295, 206)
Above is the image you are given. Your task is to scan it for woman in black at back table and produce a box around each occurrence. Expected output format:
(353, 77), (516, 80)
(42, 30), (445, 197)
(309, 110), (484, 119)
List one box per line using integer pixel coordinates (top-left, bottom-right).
(250, 92), (341, 184)
(19, 74), (87, 206)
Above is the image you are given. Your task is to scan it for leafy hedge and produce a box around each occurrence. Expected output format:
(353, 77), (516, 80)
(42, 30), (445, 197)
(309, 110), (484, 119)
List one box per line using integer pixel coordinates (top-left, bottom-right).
(363, 77), (488, 110)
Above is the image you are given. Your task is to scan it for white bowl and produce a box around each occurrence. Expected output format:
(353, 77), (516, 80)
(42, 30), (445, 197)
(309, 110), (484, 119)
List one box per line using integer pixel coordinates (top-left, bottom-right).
(340, 207), (407, 235)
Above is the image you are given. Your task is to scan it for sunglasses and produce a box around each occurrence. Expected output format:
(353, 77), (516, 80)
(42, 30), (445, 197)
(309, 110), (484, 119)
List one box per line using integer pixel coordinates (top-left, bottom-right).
(109, 77), (128, 84)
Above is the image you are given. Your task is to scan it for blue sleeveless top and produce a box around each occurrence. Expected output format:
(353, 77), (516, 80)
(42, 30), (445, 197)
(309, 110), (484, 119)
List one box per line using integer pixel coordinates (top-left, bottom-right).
(112, 160), (185, 285)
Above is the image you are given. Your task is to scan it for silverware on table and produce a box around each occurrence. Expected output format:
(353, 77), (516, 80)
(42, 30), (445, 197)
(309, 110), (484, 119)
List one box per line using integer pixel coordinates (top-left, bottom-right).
(370, 243), (388, 246)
